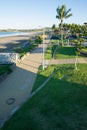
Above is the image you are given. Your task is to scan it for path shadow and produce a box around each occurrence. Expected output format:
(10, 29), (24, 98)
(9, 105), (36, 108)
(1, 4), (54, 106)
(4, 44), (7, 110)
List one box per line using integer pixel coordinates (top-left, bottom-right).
(1, 65), (87, 129)
(0, 37), (29, 53)
(32, 47), (43, 54)
(19, 62), (39, 69)
(0, 63), (39, 127)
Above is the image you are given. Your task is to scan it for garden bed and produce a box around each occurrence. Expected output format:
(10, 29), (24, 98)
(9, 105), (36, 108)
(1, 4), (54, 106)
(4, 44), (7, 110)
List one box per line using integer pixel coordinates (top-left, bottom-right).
(0, 64), (15, 82)
(77, 48), (87, 57)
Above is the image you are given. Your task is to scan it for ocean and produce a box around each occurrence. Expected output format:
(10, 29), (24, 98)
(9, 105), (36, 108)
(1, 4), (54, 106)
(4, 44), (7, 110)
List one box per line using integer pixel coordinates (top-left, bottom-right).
(0, 32), (28, 38)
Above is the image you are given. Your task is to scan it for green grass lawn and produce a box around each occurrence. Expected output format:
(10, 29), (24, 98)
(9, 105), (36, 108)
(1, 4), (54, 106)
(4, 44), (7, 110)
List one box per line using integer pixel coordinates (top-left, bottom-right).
(81, 48), (87, 53)
(1, 64), (87, 130)
(19, 44), (38, 58)
(55, 46), (77, 59)
(32, 65), (55, 92)
(14, 44), (38, 58)
(45, 44), (57, 59)
(0, 64), (12, 76)
(45, 45), (77, 59)
(45, 45), (52, 59)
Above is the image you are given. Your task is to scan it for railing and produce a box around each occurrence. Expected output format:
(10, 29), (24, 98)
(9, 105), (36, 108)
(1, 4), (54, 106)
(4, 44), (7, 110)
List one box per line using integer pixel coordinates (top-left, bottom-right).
(0, 53), (19, 64)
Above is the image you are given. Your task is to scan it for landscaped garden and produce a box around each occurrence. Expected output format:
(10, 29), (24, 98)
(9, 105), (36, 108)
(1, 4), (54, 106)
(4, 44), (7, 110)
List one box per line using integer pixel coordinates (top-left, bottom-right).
(55, 46), (77, 59)
(1, 64), (87, 130)
(0, 64), (12, 76)
(14, 35), (42, 58)
(14, 43), (38, 58)
(45, 44), (57, 59)
(81, 48), (87, 53)
(1, 3), (87, 130)
(45, 43), (77, 59)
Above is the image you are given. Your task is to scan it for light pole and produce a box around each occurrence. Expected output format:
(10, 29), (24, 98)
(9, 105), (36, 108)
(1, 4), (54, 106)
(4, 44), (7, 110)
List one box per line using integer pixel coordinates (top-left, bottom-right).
(42, 28), (45, 70)
(39, 26), (46, 70)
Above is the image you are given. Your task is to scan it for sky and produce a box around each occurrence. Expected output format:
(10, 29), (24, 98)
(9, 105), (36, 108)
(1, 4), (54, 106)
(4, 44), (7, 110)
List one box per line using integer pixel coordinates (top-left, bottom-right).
(0, 0), (87, 29)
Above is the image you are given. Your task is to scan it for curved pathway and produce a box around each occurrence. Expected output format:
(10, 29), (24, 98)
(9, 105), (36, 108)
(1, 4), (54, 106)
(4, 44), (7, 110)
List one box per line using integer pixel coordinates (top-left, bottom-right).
(0, 44), (43, 127)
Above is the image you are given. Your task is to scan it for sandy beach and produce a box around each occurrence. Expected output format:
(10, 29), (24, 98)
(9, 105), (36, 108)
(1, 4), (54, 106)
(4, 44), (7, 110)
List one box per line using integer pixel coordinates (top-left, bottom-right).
(0, 35), (30, 52)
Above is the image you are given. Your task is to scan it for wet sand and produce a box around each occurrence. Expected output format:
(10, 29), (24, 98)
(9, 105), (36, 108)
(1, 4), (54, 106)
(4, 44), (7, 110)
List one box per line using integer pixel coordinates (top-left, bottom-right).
(0, 35), (30, 52)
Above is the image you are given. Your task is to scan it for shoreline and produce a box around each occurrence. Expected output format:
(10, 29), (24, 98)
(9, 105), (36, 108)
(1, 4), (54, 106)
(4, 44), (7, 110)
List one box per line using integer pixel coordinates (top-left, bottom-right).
(0, 31), (38, 38)
(0, 34), (30, 53)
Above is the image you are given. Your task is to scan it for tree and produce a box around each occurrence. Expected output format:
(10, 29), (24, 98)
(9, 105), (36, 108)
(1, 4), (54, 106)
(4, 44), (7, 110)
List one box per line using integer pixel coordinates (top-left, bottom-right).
(78, 38), (84, 49)
(35, 36), (43, 44)
(56, 4), (72, 46)
(52, 24), (56, 31)
(84, 22), (87, 25)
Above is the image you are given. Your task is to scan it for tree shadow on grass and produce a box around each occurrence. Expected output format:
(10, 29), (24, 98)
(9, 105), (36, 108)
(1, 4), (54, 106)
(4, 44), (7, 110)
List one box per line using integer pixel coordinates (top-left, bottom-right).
(1, 65), (87, 130)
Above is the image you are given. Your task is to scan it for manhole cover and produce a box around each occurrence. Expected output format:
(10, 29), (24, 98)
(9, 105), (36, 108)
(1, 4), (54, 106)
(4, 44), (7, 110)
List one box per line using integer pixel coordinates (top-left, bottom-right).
(6, 98), (15, 105)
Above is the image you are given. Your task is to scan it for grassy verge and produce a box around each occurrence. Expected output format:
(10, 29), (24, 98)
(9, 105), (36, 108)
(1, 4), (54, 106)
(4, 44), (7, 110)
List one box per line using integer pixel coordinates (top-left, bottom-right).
(0, 64), (12, 76)
(19, 44), (38, 58)
(81, 48), (87, 53)
(32, 65), (55, 92)
(45, 45), (77, 59)
(1, 64), (87, 130)
(55, 46), (77, 59)
(45, 44), (57, 59)
(45, 45), (52, 59)
(14, 44), (38, 58)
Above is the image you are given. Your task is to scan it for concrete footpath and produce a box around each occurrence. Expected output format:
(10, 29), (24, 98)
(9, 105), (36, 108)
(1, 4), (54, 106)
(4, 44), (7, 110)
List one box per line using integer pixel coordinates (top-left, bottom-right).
(0, 44), (43, 127)
(45, 58), (87, 65)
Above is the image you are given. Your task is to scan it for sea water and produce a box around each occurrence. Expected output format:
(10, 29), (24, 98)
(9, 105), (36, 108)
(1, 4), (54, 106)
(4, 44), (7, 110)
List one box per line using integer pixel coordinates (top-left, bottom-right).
(0, 32), (28, 38)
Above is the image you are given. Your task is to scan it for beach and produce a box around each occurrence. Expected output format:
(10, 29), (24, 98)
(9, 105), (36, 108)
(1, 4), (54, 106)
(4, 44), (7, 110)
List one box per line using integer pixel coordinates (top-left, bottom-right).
(0, 35), (30, 52)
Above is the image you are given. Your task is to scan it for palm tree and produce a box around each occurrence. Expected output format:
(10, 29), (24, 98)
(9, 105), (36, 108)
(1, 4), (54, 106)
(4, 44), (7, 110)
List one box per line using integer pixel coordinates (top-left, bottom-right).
(52, 24), (56, 31)
(56, 4), (72, 46)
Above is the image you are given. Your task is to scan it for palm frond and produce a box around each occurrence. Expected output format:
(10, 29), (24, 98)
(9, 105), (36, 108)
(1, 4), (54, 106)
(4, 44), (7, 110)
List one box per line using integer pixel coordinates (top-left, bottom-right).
(62, 5), (66, 11)
(65, 13), (72, 19)
(56, 6), (60, 14)
(56, 4), (72, 23)
(65, 8), (72, 16)
(56, 15), (60, 19)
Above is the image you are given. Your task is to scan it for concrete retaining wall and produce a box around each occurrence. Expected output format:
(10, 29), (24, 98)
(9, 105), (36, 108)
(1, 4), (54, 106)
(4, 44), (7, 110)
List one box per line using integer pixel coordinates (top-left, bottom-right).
(0, 53), (19, 64)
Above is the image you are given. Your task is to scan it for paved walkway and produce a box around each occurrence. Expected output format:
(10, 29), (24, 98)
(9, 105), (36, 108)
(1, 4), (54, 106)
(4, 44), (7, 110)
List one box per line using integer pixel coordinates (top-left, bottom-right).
(45, 58), (87, 65)
(0, 44), (43, 127)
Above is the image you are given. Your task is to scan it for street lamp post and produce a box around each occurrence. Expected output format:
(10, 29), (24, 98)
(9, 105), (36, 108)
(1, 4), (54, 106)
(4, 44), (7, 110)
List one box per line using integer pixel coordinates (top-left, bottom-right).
(42, 29), (45, 70)
(38, 26), (45, 70)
